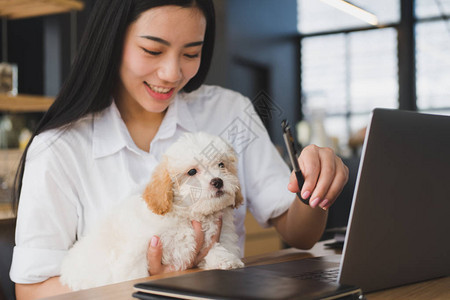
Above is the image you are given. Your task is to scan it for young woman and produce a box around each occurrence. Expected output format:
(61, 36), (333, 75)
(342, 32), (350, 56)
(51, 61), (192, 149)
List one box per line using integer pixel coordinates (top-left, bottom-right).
(11, 0), (348, 298)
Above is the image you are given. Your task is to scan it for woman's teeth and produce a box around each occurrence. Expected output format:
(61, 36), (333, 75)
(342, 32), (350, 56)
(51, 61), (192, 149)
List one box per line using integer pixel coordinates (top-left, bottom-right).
(148, 84), (171, 94)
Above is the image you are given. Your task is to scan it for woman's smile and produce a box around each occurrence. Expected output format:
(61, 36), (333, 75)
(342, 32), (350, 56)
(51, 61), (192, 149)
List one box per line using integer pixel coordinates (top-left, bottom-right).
(144, 82), (175, 101)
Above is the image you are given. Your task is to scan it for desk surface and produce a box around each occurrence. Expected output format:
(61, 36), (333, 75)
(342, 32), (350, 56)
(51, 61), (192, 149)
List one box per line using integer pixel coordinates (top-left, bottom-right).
(43, 240), (450, 300)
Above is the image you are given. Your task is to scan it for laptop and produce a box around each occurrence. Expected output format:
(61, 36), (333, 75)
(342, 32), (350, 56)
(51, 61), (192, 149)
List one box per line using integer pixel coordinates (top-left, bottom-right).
(133, 108), (450, 299)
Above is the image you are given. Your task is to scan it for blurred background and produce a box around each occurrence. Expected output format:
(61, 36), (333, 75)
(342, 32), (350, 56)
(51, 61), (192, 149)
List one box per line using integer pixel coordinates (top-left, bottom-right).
(0, 0), (449, 252)
(2, 1), (449, 153)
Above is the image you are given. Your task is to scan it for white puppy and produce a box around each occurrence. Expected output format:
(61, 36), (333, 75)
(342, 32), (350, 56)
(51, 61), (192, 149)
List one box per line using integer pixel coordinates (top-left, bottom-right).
(60, 132), (244, 291)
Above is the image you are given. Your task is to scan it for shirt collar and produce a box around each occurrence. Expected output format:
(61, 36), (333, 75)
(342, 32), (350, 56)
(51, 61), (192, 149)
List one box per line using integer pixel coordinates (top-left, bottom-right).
(154, 92), (197, 141)
(93, 93), (197, 159)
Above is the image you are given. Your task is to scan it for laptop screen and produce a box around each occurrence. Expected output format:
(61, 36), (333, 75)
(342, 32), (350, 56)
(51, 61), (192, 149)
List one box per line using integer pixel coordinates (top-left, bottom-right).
(339, 108), (450, 292)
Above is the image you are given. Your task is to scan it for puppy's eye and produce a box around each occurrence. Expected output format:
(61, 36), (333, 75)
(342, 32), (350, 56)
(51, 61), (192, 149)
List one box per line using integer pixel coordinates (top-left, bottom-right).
(187, 169), (197, 176)
(218, 162), (225, 168)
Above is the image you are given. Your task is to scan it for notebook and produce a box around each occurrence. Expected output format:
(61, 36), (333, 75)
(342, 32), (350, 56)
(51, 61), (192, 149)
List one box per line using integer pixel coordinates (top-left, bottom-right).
(133, 108), (450, 299)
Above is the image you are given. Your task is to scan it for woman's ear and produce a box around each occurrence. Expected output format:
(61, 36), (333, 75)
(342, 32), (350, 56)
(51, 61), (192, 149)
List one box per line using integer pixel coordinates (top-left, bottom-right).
(143, 159), (173, 215)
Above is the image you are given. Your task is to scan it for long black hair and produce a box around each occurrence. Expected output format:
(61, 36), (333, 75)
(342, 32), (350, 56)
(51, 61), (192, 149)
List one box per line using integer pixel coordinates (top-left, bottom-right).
(12, 0), (215, 209)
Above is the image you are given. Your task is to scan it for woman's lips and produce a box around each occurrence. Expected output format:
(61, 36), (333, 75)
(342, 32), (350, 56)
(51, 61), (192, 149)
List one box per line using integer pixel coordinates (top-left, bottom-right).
(144, 82), (175, 101)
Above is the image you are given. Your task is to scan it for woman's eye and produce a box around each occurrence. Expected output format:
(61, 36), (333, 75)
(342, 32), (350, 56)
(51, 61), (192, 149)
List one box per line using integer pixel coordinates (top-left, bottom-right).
(142, 48), (161, 56)
(184, 53), (199, 59)
(218, 162), (225, 168)
(187, 169), (197, 176)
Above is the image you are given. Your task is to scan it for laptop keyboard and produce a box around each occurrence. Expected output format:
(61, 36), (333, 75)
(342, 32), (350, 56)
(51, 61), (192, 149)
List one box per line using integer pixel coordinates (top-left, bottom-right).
(292, 268), (340, 283)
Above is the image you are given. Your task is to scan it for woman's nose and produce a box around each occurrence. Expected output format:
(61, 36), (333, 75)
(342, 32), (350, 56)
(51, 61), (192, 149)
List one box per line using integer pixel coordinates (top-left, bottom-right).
(157, 55), (182, 83)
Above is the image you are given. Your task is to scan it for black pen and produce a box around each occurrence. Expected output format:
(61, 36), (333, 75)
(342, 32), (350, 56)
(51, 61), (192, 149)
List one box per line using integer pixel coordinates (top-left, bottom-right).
(281, 120), (310, 205)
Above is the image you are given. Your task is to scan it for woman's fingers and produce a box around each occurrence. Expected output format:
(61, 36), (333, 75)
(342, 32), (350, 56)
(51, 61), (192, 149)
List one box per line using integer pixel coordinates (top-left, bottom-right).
(192, 217), (222, 266)
(319, 156), (349, 210)
(288, 145), (349, 209)
(147, 218), (224, 275)
(192, 220), (205, 255)
(147, 236), (163, 275)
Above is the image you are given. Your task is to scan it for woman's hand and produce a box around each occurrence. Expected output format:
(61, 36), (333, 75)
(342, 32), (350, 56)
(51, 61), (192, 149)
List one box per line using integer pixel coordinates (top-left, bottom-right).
(146, 219), (222, 276)
(288, 145), (349, 210)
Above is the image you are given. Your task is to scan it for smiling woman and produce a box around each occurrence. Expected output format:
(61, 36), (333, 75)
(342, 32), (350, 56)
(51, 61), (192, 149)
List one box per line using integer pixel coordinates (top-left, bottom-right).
(11, 1), (349, 299)
(114, 5), (207, 150)
(115, 5), (206, 116)
(11, 1), (217, 299)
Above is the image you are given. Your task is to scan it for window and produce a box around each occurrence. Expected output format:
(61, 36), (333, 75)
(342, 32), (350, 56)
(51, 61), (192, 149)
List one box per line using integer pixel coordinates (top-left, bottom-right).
(297, 0), (400, 34)
(416, 0), (450, 114)
(301, 28), (398, 155)
(416, 21), (450, 114)
(416, 0), (450, 19)
(297, 0), (450, 156)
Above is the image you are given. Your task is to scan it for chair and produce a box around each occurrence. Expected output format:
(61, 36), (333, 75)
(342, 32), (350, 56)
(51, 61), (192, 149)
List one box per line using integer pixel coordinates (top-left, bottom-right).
(0, 218), (16, 300)
(326, 156), (360, 229)
(319, 156), (360, 242)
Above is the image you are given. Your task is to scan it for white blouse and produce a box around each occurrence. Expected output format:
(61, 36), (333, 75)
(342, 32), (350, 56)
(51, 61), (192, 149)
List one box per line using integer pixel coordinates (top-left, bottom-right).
(10, 85), (295, 284)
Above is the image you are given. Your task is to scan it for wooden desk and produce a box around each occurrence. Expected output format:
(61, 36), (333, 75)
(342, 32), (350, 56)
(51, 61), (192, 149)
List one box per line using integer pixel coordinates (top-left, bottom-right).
(43, 241), (450, 300)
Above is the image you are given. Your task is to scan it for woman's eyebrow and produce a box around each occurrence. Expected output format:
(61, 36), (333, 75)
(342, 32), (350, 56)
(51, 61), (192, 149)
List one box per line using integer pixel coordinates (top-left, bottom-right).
(139, 35), (203, 48)
(184, 41), (204, 48)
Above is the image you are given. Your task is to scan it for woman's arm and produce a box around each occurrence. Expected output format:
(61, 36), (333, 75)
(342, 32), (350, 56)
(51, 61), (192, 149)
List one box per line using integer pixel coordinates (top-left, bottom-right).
(270, 198), (328, 249)
(15, 277), (72, 300)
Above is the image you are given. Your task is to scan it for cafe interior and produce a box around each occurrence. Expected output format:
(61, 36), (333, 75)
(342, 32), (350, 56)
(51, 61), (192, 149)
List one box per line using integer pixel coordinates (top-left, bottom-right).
(0, 0), (449, 298)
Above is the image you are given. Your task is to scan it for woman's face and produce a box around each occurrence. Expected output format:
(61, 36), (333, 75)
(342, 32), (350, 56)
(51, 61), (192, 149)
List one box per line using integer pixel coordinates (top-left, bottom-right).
(115, 6), (206, 115)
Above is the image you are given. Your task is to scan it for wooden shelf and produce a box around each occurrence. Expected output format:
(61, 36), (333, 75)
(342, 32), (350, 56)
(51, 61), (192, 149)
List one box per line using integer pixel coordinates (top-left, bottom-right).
(0, 93), (54, 112)
(0, 0), (84, 19)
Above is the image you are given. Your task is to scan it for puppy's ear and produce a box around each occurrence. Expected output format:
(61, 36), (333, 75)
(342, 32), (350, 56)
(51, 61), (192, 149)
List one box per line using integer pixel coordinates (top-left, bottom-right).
(143, 159), (173, 215)
(233, 188), (244, 209)
(225, 143), (243, 208)
(225, 144), (238, 164)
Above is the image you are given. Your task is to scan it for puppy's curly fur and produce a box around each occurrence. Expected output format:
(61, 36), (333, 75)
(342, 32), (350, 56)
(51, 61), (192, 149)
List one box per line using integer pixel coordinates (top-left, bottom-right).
(60, 132), (244, 291)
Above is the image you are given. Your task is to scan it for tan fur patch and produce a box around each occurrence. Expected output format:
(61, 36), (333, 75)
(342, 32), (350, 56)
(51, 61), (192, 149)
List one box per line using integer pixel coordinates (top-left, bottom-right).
(143, 160), (174, 215)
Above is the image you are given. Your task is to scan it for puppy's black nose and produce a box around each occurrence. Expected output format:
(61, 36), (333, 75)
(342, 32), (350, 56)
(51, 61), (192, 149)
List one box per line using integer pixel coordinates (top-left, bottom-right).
(210, 178), (223, 189)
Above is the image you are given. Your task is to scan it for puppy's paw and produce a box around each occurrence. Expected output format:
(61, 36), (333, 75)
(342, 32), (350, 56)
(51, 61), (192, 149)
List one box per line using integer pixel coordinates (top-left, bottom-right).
(215, 256), (244, 270)
(199, 244), (244, 270)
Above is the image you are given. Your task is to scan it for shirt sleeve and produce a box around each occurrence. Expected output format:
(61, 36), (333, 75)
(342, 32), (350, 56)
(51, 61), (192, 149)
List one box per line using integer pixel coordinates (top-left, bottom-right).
(10, 134), (78, 284)
(219, 92), (296, 228)
(245, 105), (296, 227)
